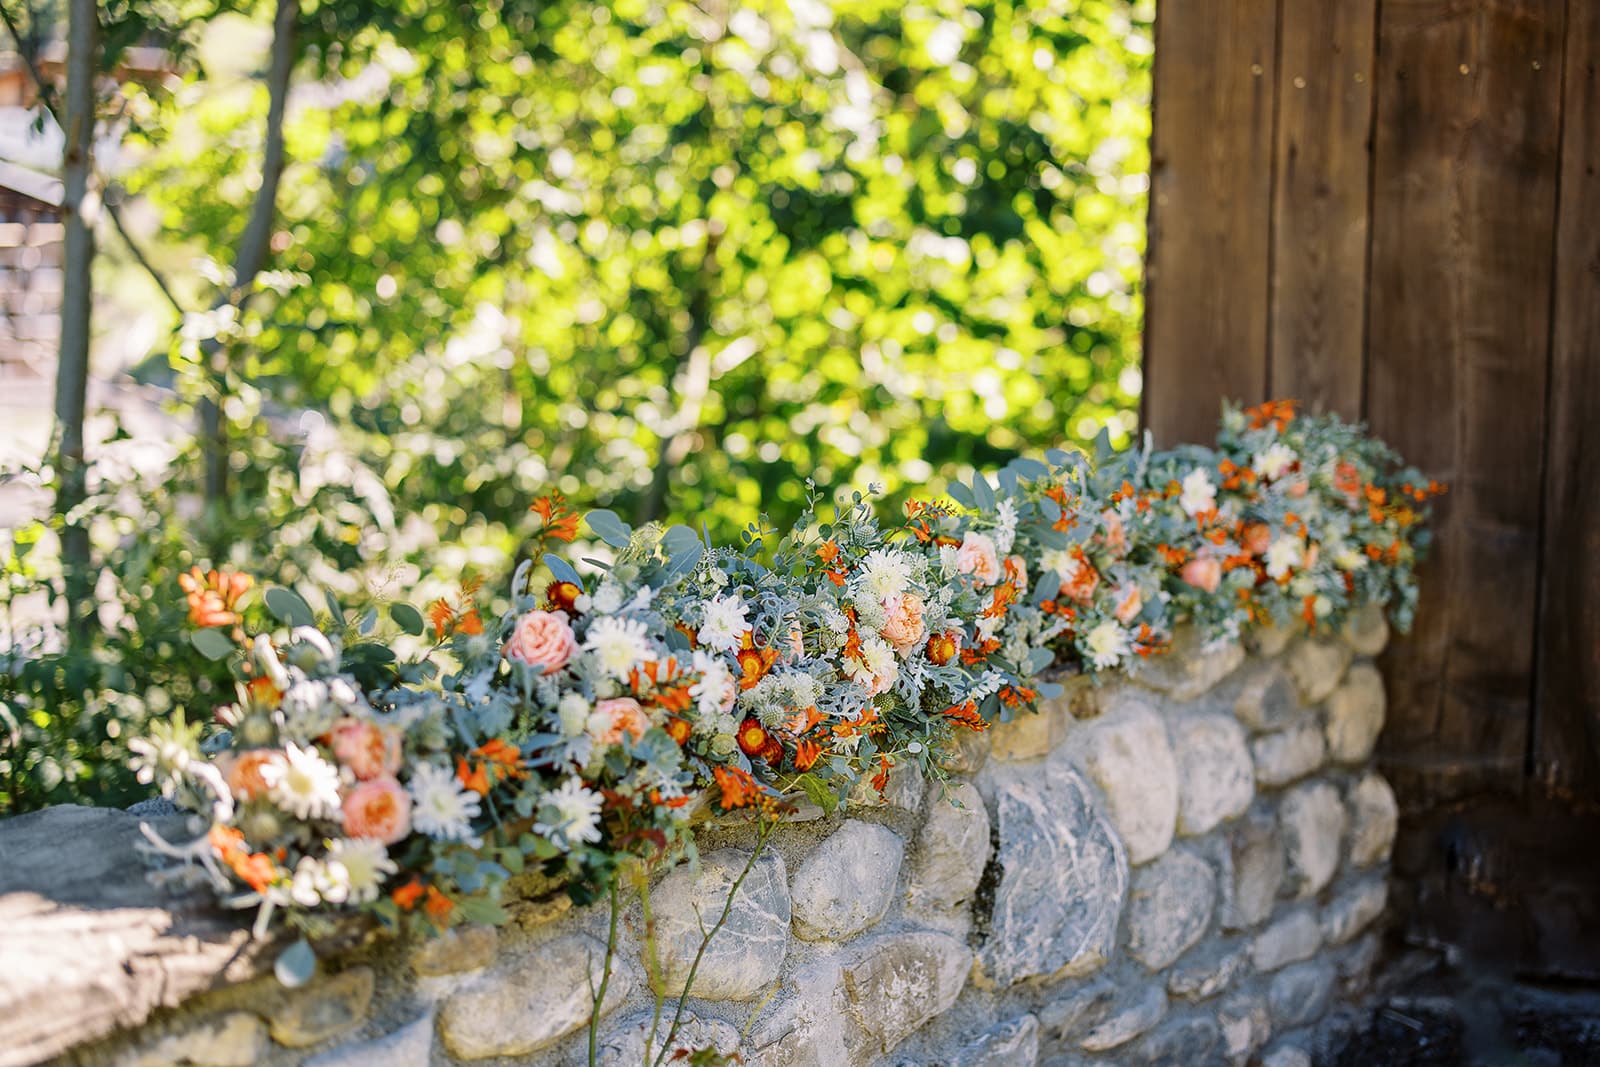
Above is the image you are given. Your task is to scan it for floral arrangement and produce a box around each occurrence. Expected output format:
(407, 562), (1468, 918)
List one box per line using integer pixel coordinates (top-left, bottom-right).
(133, 400), (1442, 964)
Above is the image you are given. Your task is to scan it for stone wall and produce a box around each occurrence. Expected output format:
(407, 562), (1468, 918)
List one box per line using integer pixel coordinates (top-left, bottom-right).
(3, 610), (1400, 1067)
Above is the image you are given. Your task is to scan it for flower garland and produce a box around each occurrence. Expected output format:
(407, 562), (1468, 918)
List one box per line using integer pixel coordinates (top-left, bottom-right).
(133, 400), (1441, 953)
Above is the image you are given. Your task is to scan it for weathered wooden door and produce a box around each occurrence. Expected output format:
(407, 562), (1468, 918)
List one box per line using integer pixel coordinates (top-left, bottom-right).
(1143, 0), (1600, 977)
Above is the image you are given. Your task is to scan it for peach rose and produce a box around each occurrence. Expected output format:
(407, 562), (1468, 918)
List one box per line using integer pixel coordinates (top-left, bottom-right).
(342, 777), (411, 844)
(1303, 543), (1320, 570)
(1100, 510), (1129, 557)
(956, 532), (1002, 586)
(503, 610), (576, 674)
(592, 697), (650, 747)
(1241, 522), (1272, 556)
(331, 718), (403, 781)
(224, 749), (277, 801)
(1113, 584), (1143, 624)
(1181, 555), (1223, 594)
(880, 593), (928, 655)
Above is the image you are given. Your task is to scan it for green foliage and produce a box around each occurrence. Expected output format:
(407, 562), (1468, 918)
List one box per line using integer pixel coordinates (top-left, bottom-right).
(3, 0), (1152, 814)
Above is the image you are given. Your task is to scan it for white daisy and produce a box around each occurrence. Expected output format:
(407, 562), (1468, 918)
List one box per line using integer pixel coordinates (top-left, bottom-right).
(326, 838), (398, 904)
(408, 760), (482, 843)
(260, 743), (343, 821)
(1253, 442), (1297, 481)
(858, 549), (914, 601)
(583, 616), (653, 679)
(1265, 536), (1304, 579)
(1179, 468), (1218, 517)
(691, 650), (738, 716)
(537, 777), (605, 849)
(844, 633), (899, 693)
(697, 594), (750, 652)
(1084, 621), (1132, 669)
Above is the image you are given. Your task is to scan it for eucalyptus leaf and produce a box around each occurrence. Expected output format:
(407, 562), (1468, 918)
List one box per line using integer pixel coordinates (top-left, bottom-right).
(389, 602), (425, 636)
(264, 587), (315, 628)
(585, 509), (632, 548)
(189, 628), (236, 661)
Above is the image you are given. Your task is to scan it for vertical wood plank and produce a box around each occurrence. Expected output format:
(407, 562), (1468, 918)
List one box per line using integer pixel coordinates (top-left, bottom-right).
(1367, 0), (1568, 803)
(1534, 0), (1600, 801)
(1269, 0), (1377, 418)
(1143, 0), (1278, 446)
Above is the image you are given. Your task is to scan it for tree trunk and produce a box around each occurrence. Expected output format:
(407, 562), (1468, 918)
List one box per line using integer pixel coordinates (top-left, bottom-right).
(55, 0), (97, 646)
(200, 0), (299, 509)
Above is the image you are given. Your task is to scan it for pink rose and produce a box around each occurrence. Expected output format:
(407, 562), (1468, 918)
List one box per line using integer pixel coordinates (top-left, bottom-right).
(879, 593), (927, 655)
(1101, 511), (1129, 558)
(593, 697), (650, 747)
(331, 718), (403, 781)
(1113, 584), (1143, 624)
(1181, 556), (1223, 594)
(342, 777), (411, 844)
(503, 610), (576, 674)
(956, 532), (1002, 586)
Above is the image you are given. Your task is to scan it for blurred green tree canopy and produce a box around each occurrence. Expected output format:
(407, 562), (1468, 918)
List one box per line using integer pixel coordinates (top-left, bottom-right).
(130, 0), (1150, 550)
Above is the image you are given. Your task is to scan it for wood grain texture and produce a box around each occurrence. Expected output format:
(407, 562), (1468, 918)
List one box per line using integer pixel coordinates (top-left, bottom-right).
(1366, 0), (1568, 803)
(1269, 0), (1377, 417)
(1534, 0), (1600, 803)
(1143, 0), (1278, 447)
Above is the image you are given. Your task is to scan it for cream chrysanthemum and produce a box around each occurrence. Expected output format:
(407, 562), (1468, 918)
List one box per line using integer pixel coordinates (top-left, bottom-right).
(583, 616), (653, 678)
(537, 777), (605, 849)
(260, 742), (343, 821)
(1084, 621), (1132, 669)
(697, 594), (750, 653)
(408, 761), (482, 843)
(327, 837), (398, 904)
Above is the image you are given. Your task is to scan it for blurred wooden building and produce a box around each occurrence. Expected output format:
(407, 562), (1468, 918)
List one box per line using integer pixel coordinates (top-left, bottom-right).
(1143, 0), (1599, 977)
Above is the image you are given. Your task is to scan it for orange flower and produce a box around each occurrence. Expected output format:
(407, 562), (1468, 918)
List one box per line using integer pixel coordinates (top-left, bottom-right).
(793, 738), (823, 771)
(924, 631), (960, 666)
(816, 540), (841, 564)
(663, 717), (692, 745)
(392, 879), (426, 911)
(225, 749), (278, 800)
(530, 493), (581, 542)
(735, 632), (778, 690)
(456, 738), (526, 796)
(1244, 398), (1298, 430)
(943, 701), (988, 731)
(178, 566), (253, 629)
(736, 718), (770, 758)
(423, 885), (455, 924)
(713, 765), (760, 809)
(545, 580), (584, 615)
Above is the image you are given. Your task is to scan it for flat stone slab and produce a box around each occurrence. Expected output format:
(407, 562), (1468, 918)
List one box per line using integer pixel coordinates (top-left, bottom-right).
(0, 805), (275, 1067)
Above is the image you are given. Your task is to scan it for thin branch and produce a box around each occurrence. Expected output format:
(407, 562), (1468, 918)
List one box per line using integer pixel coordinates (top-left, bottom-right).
(105, 197), (184, 317)
(0, 3), (187, 318)
(227, 0), (297, 300)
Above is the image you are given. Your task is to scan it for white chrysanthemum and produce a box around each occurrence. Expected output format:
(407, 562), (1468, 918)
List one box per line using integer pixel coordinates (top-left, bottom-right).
(1333, 546), (1367, 572)
(260, 743), (343, 821)
(858, 549), (914, 601)
(557, 692), (590, 737)
(844, 633), (899, 692)
(591, 581), (625, 614)
(1084, 621), (1132, 669)
(1179, 468), (1217, 517)
(583, 616), (653, 678)
(691, 650), (738, 716)
(993, 499), (1019, 555)
(938, 543), (960, 580)
(785, 673), (822, 708)
(1264, 536), (1304, 579)
(327, 837), (397, 904)
(1039, 547), (1073, 579)
(537, 777), (605, 849)
(408, 761), (482, 843)
(1253, 442), (1297, 481)
(697, 594), (750, 652)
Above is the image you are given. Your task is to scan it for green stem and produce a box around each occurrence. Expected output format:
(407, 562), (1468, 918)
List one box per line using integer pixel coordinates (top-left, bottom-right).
(587, 878), (621, 1067)
(651, 819), (774, 1067)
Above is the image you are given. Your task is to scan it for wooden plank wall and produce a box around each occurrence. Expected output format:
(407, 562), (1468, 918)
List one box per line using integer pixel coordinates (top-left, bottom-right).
(1144, 0), (1600, 973)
